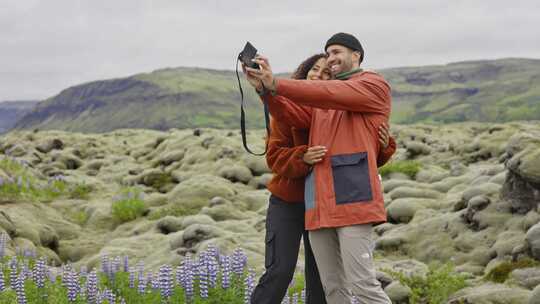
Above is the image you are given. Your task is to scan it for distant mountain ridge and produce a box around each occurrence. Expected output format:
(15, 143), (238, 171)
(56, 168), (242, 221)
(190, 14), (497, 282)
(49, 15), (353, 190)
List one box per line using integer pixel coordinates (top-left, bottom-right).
(12, 58), (540, 133)
(0, 100), (39, 134)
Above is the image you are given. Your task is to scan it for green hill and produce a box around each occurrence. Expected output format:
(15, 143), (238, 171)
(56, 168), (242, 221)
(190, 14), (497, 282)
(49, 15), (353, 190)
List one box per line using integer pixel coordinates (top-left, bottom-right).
(13, 58), (540, 132)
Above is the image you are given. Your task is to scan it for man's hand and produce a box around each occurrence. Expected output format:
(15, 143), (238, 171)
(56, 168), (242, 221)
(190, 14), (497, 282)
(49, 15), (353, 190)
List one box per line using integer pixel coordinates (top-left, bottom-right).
(242, 64), (263, 92)
(303, 146), (327, 165)
(245, 55), (276, 92)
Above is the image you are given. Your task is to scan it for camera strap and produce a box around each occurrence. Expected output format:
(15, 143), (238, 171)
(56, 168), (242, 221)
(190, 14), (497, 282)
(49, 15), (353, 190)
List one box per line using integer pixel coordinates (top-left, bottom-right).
(235, 59), (271, 156)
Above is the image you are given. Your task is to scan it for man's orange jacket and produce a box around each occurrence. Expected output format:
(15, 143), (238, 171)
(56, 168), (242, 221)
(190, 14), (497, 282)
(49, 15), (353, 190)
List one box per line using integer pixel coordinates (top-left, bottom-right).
(266, 117), (396, 205)
(263, 70), (392, 230)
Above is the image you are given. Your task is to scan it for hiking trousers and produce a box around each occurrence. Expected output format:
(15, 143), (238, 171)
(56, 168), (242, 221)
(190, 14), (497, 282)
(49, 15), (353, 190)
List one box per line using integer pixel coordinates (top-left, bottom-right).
(251, 195), (327, 304)
(309, 224), (391, 304)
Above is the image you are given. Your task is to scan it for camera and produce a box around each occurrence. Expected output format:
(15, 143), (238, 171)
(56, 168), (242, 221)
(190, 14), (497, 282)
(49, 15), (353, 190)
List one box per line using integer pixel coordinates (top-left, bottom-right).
(238, 42), (260, 69)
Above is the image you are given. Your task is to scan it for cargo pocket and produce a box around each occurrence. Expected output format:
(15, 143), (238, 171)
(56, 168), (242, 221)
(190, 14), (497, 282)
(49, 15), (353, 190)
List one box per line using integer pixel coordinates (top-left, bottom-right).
(264, 231), (276, 268)
(331, 152), (373, 204)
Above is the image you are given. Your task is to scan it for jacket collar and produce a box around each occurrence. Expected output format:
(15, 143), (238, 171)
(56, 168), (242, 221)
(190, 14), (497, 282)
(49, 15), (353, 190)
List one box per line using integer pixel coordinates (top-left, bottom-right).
(335, 68), (364, 80)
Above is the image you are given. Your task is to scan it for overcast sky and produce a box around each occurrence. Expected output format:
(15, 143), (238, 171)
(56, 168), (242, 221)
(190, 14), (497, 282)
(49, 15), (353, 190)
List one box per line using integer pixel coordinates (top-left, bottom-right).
(1, 0), (539, 101)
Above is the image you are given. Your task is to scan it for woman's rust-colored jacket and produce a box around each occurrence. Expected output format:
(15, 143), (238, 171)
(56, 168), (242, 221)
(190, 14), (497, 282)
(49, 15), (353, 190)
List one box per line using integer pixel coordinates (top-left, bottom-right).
(263, 70), (393, 230)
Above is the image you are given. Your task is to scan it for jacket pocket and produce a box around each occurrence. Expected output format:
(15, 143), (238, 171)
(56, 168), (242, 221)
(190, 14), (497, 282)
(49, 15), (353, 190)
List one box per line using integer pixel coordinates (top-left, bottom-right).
(264, 230), (276, 268)
(331, 152), (373, 204)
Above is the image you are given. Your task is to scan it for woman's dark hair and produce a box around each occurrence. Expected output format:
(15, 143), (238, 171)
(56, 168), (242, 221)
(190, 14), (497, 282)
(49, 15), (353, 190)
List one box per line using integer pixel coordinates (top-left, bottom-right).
(291, 53), (327, 80)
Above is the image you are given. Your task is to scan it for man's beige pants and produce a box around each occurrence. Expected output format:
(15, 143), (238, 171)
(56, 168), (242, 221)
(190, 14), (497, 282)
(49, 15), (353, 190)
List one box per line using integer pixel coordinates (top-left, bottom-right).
(309, 224), (391, 304)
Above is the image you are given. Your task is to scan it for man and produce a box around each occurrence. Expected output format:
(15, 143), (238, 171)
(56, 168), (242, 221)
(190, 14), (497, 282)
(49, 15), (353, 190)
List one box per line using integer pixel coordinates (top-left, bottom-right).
(245, 32), (392, 303)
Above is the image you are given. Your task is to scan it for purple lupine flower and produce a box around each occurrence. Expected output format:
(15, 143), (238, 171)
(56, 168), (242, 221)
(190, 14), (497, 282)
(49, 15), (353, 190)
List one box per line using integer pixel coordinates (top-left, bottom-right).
(152, 272), (160, 291)
(103, 288), (115, 304)
(22, 259), (32, 281)
(207, 244), (219, 260)
(23, 248), (36, 258)
(221, 255), (231, 289)
(301, 288), (306, 303)
(128, 267), (135, 289)
(32, 257), (46, 288)
(0, 233), (9, 258)
(112, 256), (121, 275)
(101, 254), (110, 275)
(183, 254), (194, 301)
(232, 248), (247, 276)
(123, 256), (129, 272)
(137, 275), (147, 295)
(158, 264), (173, 299)
(66, 269), (79, 302)
(175, 264), (184, 288)
(47, 268), (57, 283)
(0, 266), (5, 292)
(10, 257), (18, 289)
(145, 271), (156, 290)
(244, 268), (255, 304)
(119, 297), (126, 304)
(137, 260), (144, 282)
(80, 265), (88, 278)
(14, 274), (26, 304)
(199, 254), (209, 299)
(291, 293), (299, 304)
(208, 254), (218, 288)
(15, 272), (27, 304)
(87, 270), (98, 304)
(351, 296), (360, 304)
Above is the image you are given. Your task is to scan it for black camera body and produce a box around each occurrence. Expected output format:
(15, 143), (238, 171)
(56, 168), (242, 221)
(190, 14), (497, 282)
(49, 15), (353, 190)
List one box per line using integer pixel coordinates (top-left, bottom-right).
(238, 42), (260, 69)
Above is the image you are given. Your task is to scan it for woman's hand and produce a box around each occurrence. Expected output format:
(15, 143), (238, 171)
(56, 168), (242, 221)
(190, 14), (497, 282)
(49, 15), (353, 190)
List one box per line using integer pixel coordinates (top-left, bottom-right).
(378, 124), (390, 149)
(303, 146), (327, 165)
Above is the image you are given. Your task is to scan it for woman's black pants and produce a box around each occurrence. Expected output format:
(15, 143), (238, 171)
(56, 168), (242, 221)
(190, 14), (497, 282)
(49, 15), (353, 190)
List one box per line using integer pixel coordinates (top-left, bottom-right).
(251, 195), (327, 304)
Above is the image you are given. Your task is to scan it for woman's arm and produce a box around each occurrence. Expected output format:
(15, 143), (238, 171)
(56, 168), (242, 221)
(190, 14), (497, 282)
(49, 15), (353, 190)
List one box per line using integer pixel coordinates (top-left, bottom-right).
(266, 119), (311, 178)
(377, 136), (396, 167)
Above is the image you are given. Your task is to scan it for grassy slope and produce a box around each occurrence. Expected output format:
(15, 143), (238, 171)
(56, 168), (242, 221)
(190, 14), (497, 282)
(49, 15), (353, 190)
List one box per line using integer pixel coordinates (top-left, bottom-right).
(13, 58), (540, 132)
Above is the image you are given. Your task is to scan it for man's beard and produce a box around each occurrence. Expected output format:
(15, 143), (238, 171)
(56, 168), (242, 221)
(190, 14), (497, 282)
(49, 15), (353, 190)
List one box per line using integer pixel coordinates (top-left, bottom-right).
(332, 57), (354, 77)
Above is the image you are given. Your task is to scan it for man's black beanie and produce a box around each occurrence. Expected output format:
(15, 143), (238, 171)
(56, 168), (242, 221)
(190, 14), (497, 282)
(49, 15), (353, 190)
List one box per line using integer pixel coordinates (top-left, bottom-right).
(325, 32), (364, 63)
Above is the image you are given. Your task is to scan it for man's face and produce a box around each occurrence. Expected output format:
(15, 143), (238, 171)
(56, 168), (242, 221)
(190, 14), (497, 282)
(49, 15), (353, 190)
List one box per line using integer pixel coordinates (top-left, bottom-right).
(326, 45), (358, 77)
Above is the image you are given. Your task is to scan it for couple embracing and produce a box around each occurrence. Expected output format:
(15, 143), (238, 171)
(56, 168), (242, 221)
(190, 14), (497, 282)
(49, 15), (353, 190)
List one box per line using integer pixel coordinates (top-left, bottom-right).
(243, 32), (395, 304)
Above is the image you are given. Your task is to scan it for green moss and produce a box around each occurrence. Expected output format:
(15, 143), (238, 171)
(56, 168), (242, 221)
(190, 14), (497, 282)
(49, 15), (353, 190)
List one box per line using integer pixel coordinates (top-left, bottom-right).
(484, 258), (540, 283)
(69, 210), (89, 226)
(68, 182), (92, 200)
(147, 202), (203, 221)
(379, 160), (422, 178)
(147, 172), (174, 190)
(111, 188), (147, 223)
(384, 263), (468, 304)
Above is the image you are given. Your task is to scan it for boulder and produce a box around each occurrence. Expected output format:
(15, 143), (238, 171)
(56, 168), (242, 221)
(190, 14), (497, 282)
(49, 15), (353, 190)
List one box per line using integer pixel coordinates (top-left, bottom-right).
(218, 164), (253, 184)
(448, 283), (531, 304)
(387, 198), (438, 223)
(530, 285), (540, 304)
(389, 186), (442, 200)
(36, 139), (64, 153)
(526, 223), (540, 260)
(509, 267), (540, 289)
(384, 281), (411, 304)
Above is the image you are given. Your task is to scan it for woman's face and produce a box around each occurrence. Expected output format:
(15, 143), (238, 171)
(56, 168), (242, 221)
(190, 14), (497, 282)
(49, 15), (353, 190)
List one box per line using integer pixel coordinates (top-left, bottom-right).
(306, 58), (331, 81)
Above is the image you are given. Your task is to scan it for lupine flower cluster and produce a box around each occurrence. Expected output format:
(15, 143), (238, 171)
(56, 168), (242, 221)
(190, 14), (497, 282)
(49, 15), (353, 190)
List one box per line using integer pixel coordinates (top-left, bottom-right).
(0, 234), (311, 304)
(0, 155), (85, 203)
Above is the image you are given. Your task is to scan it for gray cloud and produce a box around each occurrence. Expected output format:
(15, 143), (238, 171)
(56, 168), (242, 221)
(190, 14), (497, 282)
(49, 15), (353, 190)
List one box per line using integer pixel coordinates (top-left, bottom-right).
(1, 0), (539, 100)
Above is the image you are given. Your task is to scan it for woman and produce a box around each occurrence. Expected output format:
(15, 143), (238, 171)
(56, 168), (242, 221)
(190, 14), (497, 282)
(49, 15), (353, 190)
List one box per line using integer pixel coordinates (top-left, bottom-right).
(248, 54), (396, 304)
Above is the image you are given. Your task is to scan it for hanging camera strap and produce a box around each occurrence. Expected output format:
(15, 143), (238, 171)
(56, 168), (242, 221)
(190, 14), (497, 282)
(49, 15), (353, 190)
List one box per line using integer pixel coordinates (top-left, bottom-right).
(235, 59), (271, 156)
